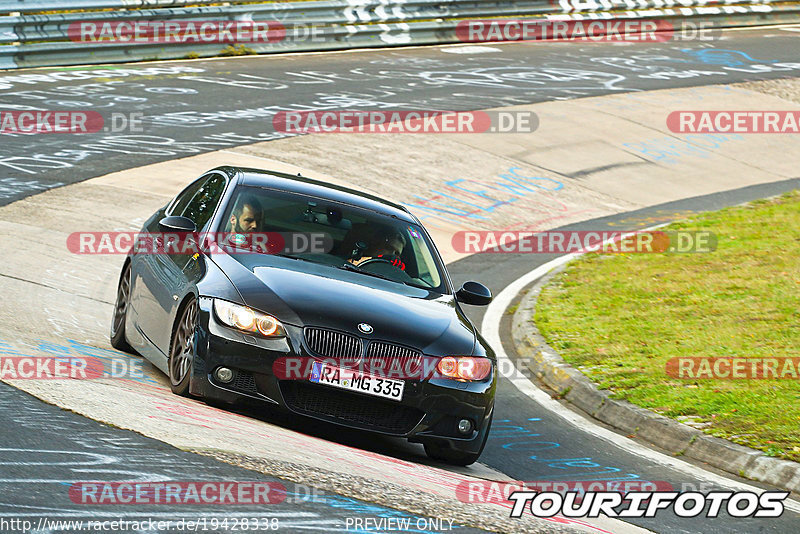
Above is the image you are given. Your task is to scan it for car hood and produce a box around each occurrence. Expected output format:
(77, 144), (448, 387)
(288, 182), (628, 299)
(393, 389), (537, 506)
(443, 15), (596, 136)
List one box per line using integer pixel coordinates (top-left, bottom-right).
(213, 254), (476, 356)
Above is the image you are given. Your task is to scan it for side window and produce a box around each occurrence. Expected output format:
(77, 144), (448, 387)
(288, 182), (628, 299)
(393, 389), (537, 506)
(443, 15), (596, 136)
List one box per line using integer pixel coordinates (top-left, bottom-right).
(169, 178), (206, 216)
(180, 174), (227, 230)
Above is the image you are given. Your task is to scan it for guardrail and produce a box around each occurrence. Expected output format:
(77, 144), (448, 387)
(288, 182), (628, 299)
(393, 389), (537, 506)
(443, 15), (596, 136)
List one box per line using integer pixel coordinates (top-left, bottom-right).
(1, 0), (798, 69)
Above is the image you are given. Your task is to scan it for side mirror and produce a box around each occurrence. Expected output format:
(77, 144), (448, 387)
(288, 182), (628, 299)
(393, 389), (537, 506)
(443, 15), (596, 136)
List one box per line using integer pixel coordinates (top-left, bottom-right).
(158, 216), (196, 233)
(455, 281), (492, 306)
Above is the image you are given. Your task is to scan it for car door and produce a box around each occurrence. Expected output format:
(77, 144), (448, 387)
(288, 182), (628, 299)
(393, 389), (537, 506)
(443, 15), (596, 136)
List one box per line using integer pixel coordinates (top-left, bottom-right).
(134, 172), (228, 354)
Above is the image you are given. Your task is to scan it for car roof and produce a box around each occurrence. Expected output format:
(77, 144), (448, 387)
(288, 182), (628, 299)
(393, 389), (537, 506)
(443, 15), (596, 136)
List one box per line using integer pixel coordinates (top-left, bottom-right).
(224, 166), (416, 223)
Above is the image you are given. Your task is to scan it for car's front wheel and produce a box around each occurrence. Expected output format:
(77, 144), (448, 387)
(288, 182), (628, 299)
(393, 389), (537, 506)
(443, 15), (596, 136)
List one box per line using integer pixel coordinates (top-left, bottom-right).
(169, 298), (198, 397)
(110, 262), (134, 353)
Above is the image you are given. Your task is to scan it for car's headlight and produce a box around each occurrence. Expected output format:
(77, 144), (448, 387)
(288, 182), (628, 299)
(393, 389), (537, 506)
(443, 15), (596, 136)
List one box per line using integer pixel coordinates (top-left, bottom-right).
(436, 356), (492, 381)
(213, 299), (285, 337)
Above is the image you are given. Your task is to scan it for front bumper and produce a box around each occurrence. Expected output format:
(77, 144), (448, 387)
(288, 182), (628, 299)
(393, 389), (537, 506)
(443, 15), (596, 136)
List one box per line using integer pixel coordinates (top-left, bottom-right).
(189, 297), (495, 452)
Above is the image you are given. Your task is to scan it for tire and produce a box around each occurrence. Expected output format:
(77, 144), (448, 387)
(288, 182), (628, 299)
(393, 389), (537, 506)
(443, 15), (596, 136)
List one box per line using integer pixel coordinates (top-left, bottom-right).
(110, 262), (135, 353)
(424, 413), (493, 466)
(168, 297), (198, 397)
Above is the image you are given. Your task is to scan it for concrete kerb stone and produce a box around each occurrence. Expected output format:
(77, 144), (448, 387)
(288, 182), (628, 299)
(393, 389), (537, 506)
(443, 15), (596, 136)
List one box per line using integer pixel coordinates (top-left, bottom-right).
(593, 400), (654, 437)
(635, 413), (699, 455)
(510, 257), (800, 497)
(747, 457), (800, 493)
(685, 435), (763, 475)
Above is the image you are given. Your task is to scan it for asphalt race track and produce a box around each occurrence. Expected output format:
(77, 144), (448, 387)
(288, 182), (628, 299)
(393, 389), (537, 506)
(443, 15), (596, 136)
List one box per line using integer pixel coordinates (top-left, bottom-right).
(1, 25), (800, 534)
(2, 28), (800, 205)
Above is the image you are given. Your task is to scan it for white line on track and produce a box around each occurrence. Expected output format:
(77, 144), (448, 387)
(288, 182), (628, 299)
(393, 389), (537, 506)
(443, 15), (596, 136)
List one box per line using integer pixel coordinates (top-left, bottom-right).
(480, 252), (800, 515)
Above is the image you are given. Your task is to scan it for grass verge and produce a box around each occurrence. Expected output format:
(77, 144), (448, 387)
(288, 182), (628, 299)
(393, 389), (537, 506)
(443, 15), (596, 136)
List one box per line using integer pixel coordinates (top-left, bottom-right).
(535, 190), (800, 461)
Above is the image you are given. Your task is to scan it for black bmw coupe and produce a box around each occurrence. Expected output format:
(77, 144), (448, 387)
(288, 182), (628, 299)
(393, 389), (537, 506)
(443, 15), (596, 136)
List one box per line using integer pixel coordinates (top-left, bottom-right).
(111, 166), (496, 465)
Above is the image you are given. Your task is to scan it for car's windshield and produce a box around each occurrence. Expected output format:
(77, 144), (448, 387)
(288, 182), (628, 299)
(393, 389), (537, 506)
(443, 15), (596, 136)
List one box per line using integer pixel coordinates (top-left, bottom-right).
(219, 185), (447, 293)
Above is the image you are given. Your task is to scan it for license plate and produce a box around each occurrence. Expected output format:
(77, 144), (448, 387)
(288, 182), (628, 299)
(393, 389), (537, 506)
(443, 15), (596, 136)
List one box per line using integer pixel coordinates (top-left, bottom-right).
(309, 361), (404, 401)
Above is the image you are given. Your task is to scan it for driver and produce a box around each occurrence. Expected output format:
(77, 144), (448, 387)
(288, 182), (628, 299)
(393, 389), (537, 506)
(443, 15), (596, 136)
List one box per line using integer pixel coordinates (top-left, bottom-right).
(227, 195), (263, 233)
(350, 229), (407, 270)
(221, 195), (270, 253)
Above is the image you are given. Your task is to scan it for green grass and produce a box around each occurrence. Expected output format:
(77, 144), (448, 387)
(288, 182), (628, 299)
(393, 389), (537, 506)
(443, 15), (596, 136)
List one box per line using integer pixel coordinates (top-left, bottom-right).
(535, 190), (800, 461)
(219, 44), (258, 57)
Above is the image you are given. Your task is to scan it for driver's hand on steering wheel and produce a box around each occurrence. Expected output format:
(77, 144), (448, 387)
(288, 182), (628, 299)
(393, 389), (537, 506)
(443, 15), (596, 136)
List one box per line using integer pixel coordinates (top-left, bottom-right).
(350, 256), (371, 266)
